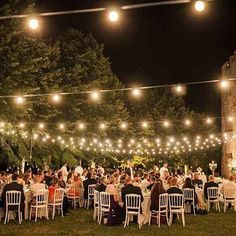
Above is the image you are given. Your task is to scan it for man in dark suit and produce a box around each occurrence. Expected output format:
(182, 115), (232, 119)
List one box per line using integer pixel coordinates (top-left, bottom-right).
(204, 175), (218, 209)
(121, 176), (143, 206)
(95, 177), (107, 192)
(83, 172), (97, 200)
(1, 173), (25, 213)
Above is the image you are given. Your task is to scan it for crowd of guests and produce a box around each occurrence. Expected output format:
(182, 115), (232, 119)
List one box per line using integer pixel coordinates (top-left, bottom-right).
(1, 162), (236, 224)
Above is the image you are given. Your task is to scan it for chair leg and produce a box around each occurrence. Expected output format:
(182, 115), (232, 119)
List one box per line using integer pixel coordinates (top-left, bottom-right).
(61, 204), (64, 217)
(182, 212), (185, 227)
(124, 214), (127, 228)
(46, 206), (49, 220)
(18, 210), (21, 224)
(35, 208), (38, 222)
(169, 212), (172, 226)
(99, 211), (102, 225)
(87, 198), (89, 210)
(158, 212), (161, 227)
(218, 201), (221, 212)
(165, 211), (168, 226)
(29, 207), (32, 220)
(52, 206), (55, 219)
(193, 202), (196, 215)
(207, 201), (210, 212)
(4, 209), (8, 224)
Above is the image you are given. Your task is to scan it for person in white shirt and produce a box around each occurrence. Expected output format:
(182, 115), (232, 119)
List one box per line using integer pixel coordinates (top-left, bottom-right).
(75, 164), (83, 177)
(160, 163), (168, 178)
(141, 173), (150, 190)
(60, 163), (68, 181)
(29, 175), (46, 201)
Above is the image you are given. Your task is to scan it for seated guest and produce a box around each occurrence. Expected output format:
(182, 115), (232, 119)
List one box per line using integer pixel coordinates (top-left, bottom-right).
(73, 175), (83, 197)
(1, 173), (25, 214)
(29, 175), (46, 202)
(141, 173), (150, 190)
(67, 172), (74, 184)
(58, 171), (66, 189)
(121, 176), (143, 207)
(95, 177), (107, 192)
(83, 173), (97, 200)
(182, 177), (198, 211)
(204, 175), (219, 200)
(23, 171), (32, 185)
(44, 170), (53, 186)
(147, 176), (156, 191)
(192, 173), (203, 188)
(220, 176), (236, 209)
(150, 180), (166, 211)
(17, 173), (25, 186)
(167, 177), (183, 194)
(48, 178), (60, 202)
(133, 173), (141, 188)
(204, 175), (218, 209)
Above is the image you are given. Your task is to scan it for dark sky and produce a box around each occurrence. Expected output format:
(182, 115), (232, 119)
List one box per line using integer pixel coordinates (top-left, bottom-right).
(34, 0), (236, 116)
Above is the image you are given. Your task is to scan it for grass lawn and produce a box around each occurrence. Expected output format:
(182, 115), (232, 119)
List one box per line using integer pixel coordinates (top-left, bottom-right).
(0, 208), (236, 236)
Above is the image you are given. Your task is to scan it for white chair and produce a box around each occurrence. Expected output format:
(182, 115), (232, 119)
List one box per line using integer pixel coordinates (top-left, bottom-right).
(183, 188), (196, 215)
(223, 187), (236, 213)
(66, 184), (80, 209)
(148, 193), (168, 227)
(29, 189), (49, 222)
(99, 192), (110, 225)
(48, 188), (65, 219)
(85, 184), (96, 210)
(93, 190), (100, 221)
(207, 187), (220, 212)
(4, 191), (22, 224)
(124, 194), (142, 229)
(169, 194), (185, 227)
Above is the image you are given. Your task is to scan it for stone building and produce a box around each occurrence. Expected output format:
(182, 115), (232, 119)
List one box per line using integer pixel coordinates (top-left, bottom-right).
(221, 51), (236, 177)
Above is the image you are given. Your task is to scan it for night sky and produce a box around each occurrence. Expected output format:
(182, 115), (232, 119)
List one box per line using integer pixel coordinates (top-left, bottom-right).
(33, 0), (236, 115)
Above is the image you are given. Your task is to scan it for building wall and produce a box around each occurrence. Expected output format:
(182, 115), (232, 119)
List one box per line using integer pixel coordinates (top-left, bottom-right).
(221, 51), (236, 177)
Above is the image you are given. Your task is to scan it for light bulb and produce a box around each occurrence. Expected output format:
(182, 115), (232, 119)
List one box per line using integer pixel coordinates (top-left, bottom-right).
(195, 1), (205, 12)
(28, 18), (39, 30)
(108, 10), (119, 22)
(132, 88), (141, 97)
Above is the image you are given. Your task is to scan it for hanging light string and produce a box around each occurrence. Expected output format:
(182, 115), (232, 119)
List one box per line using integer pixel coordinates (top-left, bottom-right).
(0, 77), (235, 99)
(0, 0), (216, 21)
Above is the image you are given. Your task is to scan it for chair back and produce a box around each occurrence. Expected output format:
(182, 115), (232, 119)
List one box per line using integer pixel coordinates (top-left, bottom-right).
(169, 194), (184, 209)
(159, 193), (168, 209)
(94, 190), (100, 207)
(100, 192), (110, 210)
(88, 184), (96, 198)
(224, 187), (236, 199)
(35, 189), (48, 206)
(66, 184), (76, 197)
(6, 191), (21, 207)
(125, 194), (141, 213)
(183, 188), (194, 201)
(53, 188), (65, 204)
(207, 187), (219, 200)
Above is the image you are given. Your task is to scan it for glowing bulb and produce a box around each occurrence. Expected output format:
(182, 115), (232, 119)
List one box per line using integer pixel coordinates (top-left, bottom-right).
(228, 116), (234, 122)
(206, 118), (213, 124)
(120, 122), (127, 130)
(195, 1), (205, 12)
(163, 121), (170, 128)
(38, 123), (45, 129)
(15, 96), (25, 105)
(28, 18), (39, 30)
(0, 122), (5, 127)
(99, 123), (106, 130)
(78, 123), (85, 130)
(142, 121), (148, 129)
(220, 79), (230, 89)
(33, 133), (38, 140)
(19, 122), (25, 128)
(59, 123), (65, 130)
(108, 10), (119, 22)
(51, 94), (61, 103)
(184, 119), (191, 126)
(132, 88), (141, 97)
(176, 85), (183, 93)
(90, 91), (100, 101)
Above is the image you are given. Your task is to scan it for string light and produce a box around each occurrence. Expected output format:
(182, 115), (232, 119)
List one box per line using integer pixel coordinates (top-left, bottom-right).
(78, 123), (85, 130)
(194, 1), (205, 12)
(15, 96), (25, 105)
(163, 120), (170, 128)
(28, 18), (39, 30)
(90, 91), (100, 101)
(141, 121), (148, 129)
(0, 122), (5, 128)
(227, 116), (234, 122)
(38, 123), (45, 129)
(120, 122), (128, 130)
(184, 119), (192, 127)
(220, 79), (230, 89)
(51, 94), (61, 103)
(206, 117), (213, 125)
(108, 10), (119, 22)
(18, 122), (25, 128)
(99, 123), (106, 130)
(59, 123), (65, 130)
(132, 88), (141, 98)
